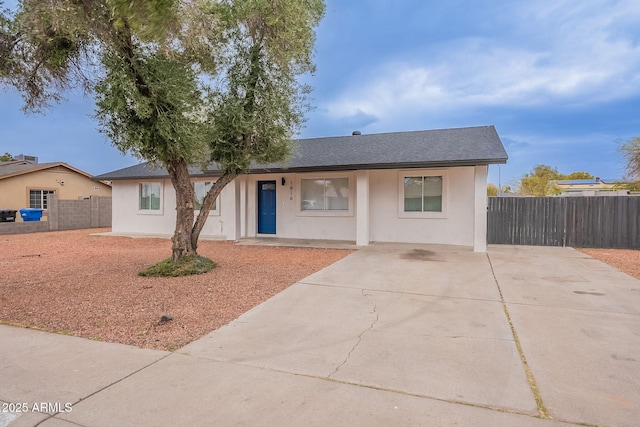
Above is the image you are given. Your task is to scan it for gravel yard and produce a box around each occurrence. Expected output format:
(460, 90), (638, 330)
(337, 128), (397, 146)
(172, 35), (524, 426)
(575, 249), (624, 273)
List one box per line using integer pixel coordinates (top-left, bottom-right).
(578, 247), (640, 281)
(2, 229), (639, 352)
(0, 229), (353, 350)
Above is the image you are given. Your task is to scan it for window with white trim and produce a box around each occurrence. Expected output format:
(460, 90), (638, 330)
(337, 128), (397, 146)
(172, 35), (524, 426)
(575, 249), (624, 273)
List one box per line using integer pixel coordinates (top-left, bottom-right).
(193, 181), (219, 214)
(300, 177), (349, 211)
(29, 190), (55, 209)
(399, 170), (447, 218)
(139, 182), (161, 211)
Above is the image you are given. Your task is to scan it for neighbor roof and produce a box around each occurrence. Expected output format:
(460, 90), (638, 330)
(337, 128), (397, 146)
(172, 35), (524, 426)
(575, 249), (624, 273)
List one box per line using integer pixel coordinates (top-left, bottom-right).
(0, 161), (94, 181)
(94, 125), (508, 181)
(555, 178), (624, 185)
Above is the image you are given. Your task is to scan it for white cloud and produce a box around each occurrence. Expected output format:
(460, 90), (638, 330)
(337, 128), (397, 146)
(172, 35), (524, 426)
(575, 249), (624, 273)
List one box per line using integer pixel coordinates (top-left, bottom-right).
(325, 0), (640, 121)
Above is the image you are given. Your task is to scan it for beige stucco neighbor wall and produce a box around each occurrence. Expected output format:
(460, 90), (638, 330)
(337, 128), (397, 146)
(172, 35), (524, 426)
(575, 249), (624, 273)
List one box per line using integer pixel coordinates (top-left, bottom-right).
(110, 165), (488, 250)
(0, 166), (112, 220)
(0, 195), (112, 235)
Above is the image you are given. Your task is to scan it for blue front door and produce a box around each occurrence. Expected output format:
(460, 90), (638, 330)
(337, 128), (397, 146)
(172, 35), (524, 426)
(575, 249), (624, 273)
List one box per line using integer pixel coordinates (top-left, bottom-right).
(258, 181), (277, 234)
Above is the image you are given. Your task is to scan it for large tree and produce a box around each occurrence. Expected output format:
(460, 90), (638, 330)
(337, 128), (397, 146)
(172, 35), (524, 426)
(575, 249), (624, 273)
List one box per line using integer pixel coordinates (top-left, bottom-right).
(1, 0), (324, 267)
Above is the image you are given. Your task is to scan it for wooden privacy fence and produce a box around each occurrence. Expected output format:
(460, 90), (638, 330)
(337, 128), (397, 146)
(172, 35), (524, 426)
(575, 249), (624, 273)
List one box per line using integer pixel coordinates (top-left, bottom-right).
(487, 196), (640, 248)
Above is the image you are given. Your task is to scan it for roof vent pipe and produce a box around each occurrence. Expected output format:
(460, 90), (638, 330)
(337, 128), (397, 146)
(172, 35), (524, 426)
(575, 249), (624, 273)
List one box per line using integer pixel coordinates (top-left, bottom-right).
(352, 131), (361, 136)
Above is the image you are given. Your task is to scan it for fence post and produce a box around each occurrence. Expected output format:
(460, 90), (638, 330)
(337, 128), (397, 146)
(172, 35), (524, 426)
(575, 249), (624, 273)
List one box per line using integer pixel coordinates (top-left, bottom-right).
(47, 193), (59, 231)
(90, 196), (100, 228)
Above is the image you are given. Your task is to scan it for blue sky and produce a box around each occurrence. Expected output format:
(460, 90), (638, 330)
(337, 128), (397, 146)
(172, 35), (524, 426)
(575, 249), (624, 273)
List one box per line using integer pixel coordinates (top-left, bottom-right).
(2, 0), (640, 188)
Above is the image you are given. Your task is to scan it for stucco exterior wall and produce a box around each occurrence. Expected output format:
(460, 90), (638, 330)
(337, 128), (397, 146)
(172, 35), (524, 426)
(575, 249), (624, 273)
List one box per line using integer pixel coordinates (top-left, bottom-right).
(243, 172), (357, 241)
(0, 167), (112, 220)
(111, 179), (237, 238)
(110, 166), (485, 249)
(368, 167), (476, 246)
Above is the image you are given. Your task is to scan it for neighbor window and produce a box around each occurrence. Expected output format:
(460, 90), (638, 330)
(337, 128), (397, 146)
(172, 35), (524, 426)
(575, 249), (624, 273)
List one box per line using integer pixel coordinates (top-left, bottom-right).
(193, 181), (218, 213)
(139, 183), (161, 211)
(301, 177), (349, 211)
(29, 190), (55, 209)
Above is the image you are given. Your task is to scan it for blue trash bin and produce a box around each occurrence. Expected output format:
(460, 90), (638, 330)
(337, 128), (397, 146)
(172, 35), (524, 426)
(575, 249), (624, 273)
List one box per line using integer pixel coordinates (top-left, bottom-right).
(20, 208), (44, 222)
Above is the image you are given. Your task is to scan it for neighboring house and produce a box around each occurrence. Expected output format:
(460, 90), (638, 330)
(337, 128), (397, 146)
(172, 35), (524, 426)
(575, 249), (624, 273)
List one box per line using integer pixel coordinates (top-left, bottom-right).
(553, 178), (629, 196)
(0, 159), (112, 220)
(94, 126), (508, 252)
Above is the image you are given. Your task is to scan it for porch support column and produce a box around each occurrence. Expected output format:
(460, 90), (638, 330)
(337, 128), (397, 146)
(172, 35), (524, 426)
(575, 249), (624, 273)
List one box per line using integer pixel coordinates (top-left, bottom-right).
(356, 170), (370, 246)
(227, 177), (241, 241)
(239, 176), (247, 239)
(473, 165), (488, 252)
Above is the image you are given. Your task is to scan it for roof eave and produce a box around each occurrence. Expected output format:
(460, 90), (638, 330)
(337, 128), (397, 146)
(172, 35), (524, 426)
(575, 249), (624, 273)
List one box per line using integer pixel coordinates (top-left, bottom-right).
(96, 158), (508, 181)
(0, 162), (90, 180)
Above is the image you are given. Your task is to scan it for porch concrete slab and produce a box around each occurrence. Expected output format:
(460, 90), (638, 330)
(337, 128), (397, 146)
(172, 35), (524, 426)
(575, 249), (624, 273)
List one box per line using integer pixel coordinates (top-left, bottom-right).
(508, 304), (640, 427)
(302, 243), (502, 301)
(0, 325), (169, 410)
(489, 245), (640, 314)
(236, 237), (359, 250)
(53, 353), (570, 427)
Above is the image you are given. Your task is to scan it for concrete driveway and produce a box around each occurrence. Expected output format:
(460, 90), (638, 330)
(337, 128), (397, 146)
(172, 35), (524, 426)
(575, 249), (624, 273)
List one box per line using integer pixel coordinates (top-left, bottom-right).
(1, 243), (638, 426)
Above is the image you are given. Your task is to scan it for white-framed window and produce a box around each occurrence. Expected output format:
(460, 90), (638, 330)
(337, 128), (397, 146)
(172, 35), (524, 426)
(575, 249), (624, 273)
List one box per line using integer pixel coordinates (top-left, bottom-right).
(138, 182), (162, 213)
(193, 181), (219, 215)
(398, 170), (448, 218)
(297, 174), (353, 216)
(29, 189), (55, 209)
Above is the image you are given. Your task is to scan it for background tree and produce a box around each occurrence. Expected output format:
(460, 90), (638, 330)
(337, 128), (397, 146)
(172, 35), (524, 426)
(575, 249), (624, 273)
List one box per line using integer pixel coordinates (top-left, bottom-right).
(564, 171), (593, 180)
(519, 165), (563, 196)
(0, 152), (13, 161)
(620, 137), (640, 180)
(1, 0), (325, 271)
(487, 183), (498, 197)
(518, 164), (594, 196)
(615, 137), (640, 191)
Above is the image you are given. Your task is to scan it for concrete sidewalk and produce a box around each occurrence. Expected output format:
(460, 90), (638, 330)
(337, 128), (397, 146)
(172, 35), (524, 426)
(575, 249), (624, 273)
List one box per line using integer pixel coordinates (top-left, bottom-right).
(1, 243), (639, 426)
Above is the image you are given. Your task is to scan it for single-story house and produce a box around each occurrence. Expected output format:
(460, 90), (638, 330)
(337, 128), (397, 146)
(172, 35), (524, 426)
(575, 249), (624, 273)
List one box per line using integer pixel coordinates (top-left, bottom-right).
(0, 157), (112, 220)
(94, 126), (508, 251)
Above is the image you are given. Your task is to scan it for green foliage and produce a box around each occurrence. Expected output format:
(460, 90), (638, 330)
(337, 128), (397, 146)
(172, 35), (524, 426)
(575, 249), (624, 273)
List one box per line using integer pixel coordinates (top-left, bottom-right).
(106, 0), (178, 42)
(0, 4), (18, 80)
(0, 152), (12, 161)
(564, 171), (593, 180)
(95, 50), (212, 167)
(519, 165), (594, 196)
(2, 0), (325, 263)
(205, 0), (324, 174)
(487, 183), (498, 197)
(519, 165), (562, 196)
(139, 255), (217, 277)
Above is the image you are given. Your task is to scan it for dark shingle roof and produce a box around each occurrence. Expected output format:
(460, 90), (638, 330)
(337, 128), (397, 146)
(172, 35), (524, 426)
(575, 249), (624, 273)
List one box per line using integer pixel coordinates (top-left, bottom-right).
(94, 125), (508, 181)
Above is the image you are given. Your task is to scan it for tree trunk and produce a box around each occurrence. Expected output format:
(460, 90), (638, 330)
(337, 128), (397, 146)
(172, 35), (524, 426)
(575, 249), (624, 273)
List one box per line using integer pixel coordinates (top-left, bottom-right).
(191, 171), (238, 250)
(166, 158), (196, 262)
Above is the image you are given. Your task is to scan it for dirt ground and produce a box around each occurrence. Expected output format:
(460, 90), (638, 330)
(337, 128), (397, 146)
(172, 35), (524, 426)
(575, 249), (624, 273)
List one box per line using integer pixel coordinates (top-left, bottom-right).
(577, 247), (640, 281)
(2, 229), (638, 351)
(0, 229), (353, 350)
